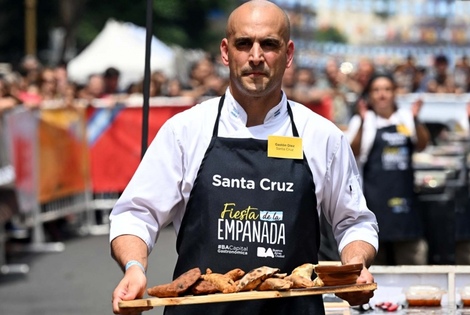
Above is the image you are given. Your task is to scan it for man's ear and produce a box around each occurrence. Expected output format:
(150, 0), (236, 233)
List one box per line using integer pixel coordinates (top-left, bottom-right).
(220, 39), (230, 66)
(286, 40), (295, 68)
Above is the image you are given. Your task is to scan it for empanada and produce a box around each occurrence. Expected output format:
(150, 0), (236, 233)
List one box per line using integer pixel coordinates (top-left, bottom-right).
(291, 263), (315, 280)
(147, 267), (201, 297)
(201, 273), (237, 293)
(285, 274), (315, 288)
(257, 277), (292, 291)
(236, 266), (280, 292)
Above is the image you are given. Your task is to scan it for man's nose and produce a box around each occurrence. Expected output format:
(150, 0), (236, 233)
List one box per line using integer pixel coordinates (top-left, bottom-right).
(249, 43), (264, 65)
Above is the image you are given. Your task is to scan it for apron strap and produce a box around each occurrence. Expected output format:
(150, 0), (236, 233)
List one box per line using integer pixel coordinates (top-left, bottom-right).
(212, 94), (225, 137)
(286, 102), (299, 137)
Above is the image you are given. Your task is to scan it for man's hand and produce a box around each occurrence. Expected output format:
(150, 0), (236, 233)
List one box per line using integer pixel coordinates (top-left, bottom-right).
(356, 98), (368, 120)
(335, 266), (375, 306)
(112, 268), (152, 315)
(337, 240), (377, 306)
(411, 98), (424, 118)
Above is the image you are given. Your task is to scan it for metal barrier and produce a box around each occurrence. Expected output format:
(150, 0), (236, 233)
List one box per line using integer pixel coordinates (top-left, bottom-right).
(2, 107), (100, 261)
(0, 110), (29, 274)
(87, 192), (120, 235)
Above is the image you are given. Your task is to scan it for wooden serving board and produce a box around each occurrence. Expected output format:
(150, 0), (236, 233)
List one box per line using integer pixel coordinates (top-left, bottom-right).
(119, 282), (377, 308)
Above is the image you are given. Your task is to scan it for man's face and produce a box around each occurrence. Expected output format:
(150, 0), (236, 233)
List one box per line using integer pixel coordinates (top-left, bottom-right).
(435, 61), (448, 75)
(220, 8), (294, 99)
(88, 75), (104, 96)
(369, 77), (395, 113)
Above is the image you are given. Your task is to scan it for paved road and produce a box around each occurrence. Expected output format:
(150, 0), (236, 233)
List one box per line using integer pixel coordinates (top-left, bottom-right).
(0, 226), (178, 315)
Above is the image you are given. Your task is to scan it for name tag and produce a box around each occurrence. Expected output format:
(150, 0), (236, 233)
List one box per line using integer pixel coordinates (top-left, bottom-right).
(396, 124), (411, 137)
(267, 135), (303, 159)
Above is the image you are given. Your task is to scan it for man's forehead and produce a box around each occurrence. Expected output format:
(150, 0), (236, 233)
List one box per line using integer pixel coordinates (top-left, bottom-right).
(227, 4), (288, 40)
(229, 20), (285, 41)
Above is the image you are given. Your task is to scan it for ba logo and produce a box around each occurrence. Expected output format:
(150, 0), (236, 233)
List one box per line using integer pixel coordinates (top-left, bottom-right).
(257, 247), (274, 258)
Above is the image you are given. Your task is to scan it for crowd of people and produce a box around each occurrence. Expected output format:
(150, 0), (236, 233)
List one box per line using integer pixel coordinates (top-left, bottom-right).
(0, 53), (231, 114)
(1, 49), (470, 124)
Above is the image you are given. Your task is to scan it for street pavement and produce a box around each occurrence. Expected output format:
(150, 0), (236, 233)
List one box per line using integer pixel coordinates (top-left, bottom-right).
(0, 225), (178, 315)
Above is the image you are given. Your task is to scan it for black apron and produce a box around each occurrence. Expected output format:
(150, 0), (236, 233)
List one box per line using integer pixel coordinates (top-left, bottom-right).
(363, 123), (422, 241)
(165, 96), (324, 315)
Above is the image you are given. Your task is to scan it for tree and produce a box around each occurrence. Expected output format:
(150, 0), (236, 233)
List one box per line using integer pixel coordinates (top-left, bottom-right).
(75, 0), (238, 54)
(0, 0), (23, 64)
(0, 0), (238, 67)
(58, 0), (87, 64)
(151, 0), (237, 51)
(0, 0), (57, 67)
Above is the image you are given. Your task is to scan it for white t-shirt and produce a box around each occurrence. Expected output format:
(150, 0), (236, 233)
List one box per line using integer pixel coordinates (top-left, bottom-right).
(109, 89), (379, 255)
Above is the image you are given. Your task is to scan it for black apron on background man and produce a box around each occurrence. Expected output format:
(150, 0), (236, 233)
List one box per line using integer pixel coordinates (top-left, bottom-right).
(363, 122), (422, 244)
(165, 96), (324, 315)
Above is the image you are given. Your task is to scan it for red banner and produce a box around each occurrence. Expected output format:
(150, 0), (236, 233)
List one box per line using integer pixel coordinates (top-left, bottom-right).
(87, 105), (193, 193)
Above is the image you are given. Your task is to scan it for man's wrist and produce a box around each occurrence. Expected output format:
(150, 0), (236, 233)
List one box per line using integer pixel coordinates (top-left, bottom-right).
(125, 260), (146, 274)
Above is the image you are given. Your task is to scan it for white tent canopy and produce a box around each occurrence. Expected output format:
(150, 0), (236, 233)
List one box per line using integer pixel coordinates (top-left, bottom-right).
(68, 19), (176, 90)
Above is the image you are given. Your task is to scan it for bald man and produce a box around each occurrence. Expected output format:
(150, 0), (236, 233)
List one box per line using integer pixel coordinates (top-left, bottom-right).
(110, 1), (378, 314)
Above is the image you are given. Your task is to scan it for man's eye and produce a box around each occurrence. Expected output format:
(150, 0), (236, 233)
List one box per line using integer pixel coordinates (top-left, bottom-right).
(262, 40), (280, 50)
(236, 41), (251, 48)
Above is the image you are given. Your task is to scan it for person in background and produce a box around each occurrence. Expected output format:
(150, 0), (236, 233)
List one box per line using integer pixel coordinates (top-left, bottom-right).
(103, 67), (122, 96)
(18, 55), (42, 91)
(411, 66), (428, 93)
(426, 54), (456, 93)
(38, 67), (59, 102)
(129, 71), (167, 98)
(110, 1), (378, 314)
(17, 82), (42, 108)
(0, 75), (20, 113)
(180, 56), (228, 99)
(392, 55), (419, 94)
(314, 58), (352, 127)
(150, 71), (167, 97)
(348, 57), (376, 96)
(54, 61), (70, 98)
(77, 73), (105, 102)
(62, 82), (79, 107)
(346, 73), (430, 266)
(291, 66), (333, 120)
(165, 78), (184, 97)
(454, 55), (470, 93)
(291, 66), (322, 103)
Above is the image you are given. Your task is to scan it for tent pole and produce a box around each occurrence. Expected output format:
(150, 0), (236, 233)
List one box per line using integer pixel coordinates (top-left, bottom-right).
(141, 0), (153, 159)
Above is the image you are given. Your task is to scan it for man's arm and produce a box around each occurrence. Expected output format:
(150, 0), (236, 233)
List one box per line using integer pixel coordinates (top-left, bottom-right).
(349, 118), (364, 157)
(111, 235), (151, 314)
(111, 234), (149, 271)
(340, 240), (376, 268)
